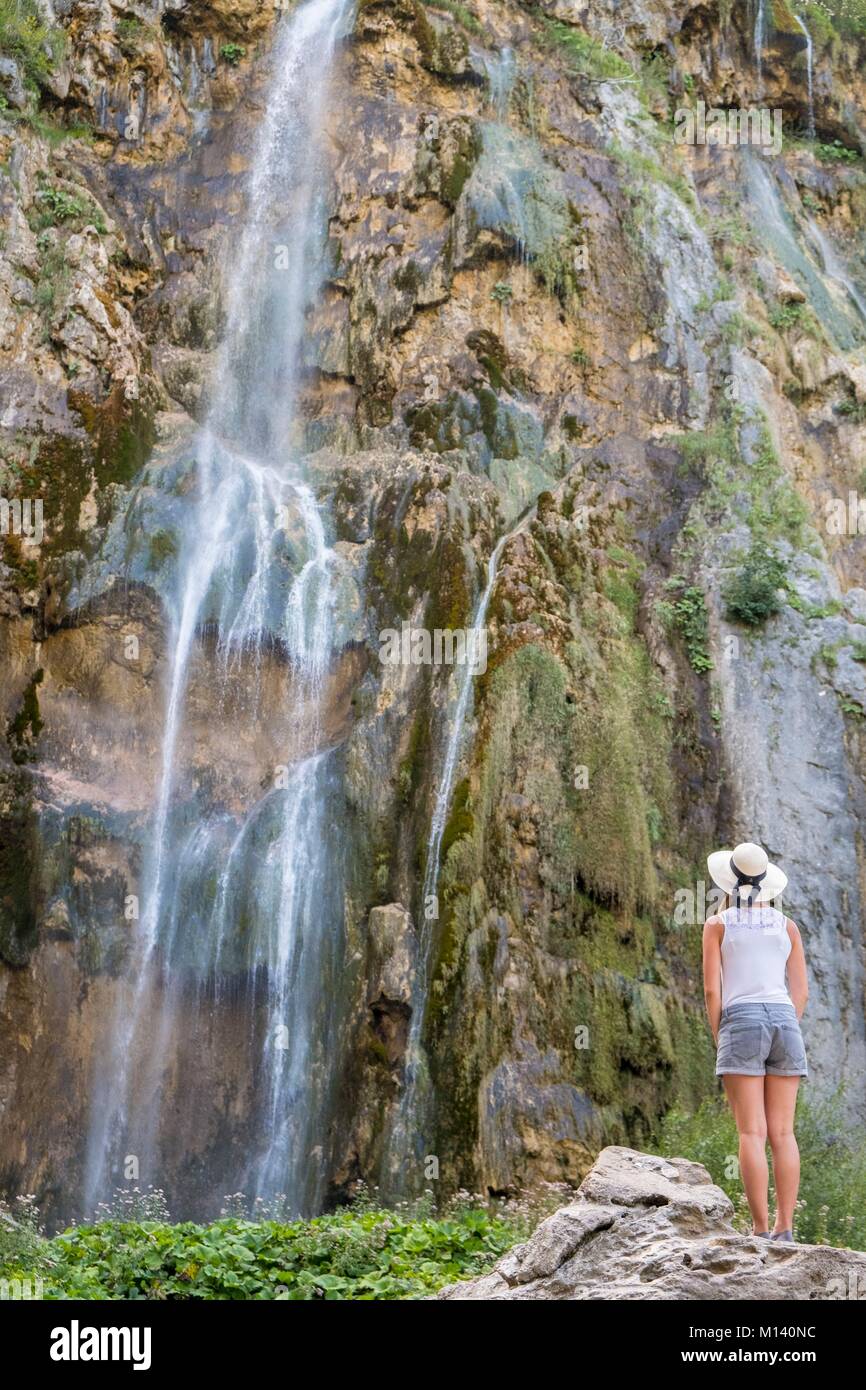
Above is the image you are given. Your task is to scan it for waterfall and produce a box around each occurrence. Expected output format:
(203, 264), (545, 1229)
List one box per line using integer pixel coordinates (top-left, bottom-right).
(384, 507), (534, 1188)
(794, 14), (816, 140)
(803, 217), (866, 326)
(743, 153), (866, 349)
(754, 0), (767, 93)
(84, 0), (353, 1219)
(482, 45), (515, 121)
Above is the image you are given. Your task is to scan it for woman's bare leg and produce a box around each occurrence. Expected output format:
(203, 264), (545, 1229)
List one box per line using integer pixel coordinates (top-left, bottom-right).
(723, 1074), (769, 1232)
(765, 1074), (800, 1234)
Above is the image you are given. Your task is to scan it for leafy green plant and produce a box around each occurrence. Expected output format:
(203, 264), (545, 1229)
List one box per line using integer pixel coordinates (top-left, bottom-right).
(34, 244), (69, 325)
(33, 183), (104, 232)
(569, 344), (590, 368)
(0, 1194), (551, 1300)
(768, 299), (816, 335)
(219, 42), (247, 66)
(815, 138), (861, 162)
(661, 576), (713, 673)
(723, 547), (786, 626)
(0, 0), (66, 90)
(835, 395), (866, 423)
(116, 16), (157, 56)
(490, 281), (513, 305)
(537, 17), (634, 81)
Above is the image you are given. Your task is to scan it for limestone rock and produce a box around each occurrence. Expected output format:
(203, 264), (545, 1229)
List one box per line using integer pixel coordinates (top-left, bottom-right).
(436, 1147), (866, 1299)
(367, 903), (415, 1009)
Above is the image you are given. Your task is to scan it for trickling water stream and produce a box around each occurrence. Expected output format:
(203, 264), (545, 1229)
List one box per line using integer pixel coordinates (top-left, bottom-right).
(794, 14), (816, 140)
(744, 154), (866, 349)
(384, 506), (534, 1188)
(754, 0), (767, 92)
(84, 0), (353, 1218)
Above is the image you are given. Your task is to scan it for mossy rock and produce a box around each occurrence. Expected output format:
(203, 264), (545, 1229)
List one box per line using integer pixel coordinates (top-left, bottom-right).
(0, 770), (40, 967)
(6, 669), (44, 765)
(12, 385), (156, 562)
(770, 0), (806, 39)
(405, 392), (481, 454)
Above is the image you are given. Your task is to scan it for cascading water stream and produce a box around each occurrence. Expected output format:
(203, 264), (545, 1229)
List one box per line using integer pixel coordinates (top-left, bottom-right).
(84, 0), (353, 1219)
(384, 508), (533, 1187)
(803, 218), (866, 326)
(743, 153), (866, 348)
(794, 14), (816, 140)
(482, 45), (515, 122)
(754, 0), (767, 93)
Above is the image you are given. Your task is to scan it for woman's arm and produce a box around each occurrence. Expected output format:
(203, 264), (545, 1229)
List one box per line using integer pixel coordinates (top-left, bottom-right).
(702, 917), (724, 1043)
(786, 919), (809, 1019)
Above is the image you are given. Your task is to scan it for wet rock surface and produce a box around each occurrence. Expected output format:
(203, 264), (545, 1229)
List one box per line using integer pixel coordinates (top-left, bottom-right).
(1, 1), (866, 1218)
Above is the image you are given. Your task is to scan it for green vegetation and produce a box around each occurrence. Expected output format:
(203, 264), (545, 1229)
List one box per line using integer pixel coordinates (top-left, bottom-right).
(786, 591), (843, 619)
(6, 668), (43, 762)
(768, 299), (819, 336)
(569, 344), (590, 368)
(490, 280), (513, 305)
(835, 395), (866, 422)
(813, 0), (866, 42)
(657, 577), (713, 673)
(603, 543), (645, 629)
(32, 181), (106, 234)
(660, 1089), (866, 1250)
(34, 242), (69, 325)
(219, 43), (247, 66)
(676, 412), (809, 554)
(425, 0), (481, 35)
(638, 51), (671, 112)
(815, 138), (861, 162)
(147, 529), (178, 572)
(723, 547), (786, 626)
(610, 141), (696, 214)
(695, 277), (735, 313)
(0, 1194), (533, 1300)
(537, 16), (634, 81)
(116, 16), (159, 56)
(0, 4), (94, 142)
(0, 0), (65, 91)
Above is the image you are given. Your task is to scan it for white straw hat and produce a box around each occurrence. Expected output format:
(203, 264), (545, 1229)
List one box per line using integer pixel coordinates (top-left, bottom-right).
(707, 841), (787, 905)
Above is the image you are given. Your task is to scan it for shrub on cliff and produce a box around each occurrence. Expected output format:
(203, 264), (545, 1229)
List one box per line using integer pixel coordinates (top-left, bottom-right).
(0, 0), (65, 93)
(723, 548), (786, 626)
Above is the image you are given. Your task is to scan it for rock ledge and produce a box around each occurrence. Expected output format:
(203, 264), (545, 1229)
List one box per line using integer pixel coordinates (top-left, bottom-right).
(435, 1147), (866, 1300)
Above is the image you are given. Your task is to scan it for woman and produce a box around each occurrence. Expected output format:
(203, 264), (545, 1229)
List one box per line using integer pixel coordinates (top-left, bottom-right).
(702, 842), (809, 1242)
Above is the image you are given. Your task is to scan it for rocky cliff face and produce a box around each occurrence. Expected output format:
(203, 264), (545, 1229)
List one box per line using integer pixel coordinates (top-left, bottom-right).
(1, 0), (865, 1223)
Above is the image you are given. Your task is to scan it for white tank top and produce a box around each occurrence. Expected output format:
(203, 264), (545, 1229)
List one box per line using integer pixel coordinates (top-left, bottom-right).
(719, 906), (793, 1008)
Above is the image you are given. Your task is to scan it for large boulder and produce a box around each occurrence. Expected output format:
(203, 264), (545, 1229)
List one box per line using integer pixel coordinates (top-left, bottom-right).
(435, 1147), (866, 1299)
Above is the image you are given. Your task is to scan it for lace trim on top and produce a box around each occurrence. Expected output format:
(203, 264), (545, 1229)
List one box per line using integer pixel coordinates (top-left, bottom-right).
(720, 905), (786, 931)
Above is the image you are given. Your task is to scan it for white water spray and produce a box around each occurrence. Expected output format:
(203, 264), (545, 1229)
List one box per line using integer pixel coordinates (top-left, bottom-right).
(384, 506), (535, 1185)
(85, 0), (353, 1218)
(794, 14), (815, 141)
(755, 0), (767, 93)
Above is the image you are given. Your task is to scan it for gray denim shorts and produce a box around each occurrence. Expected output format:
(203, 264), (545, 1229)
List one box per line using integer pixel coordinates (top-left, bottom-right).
(716, 1003), (808, 1078)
